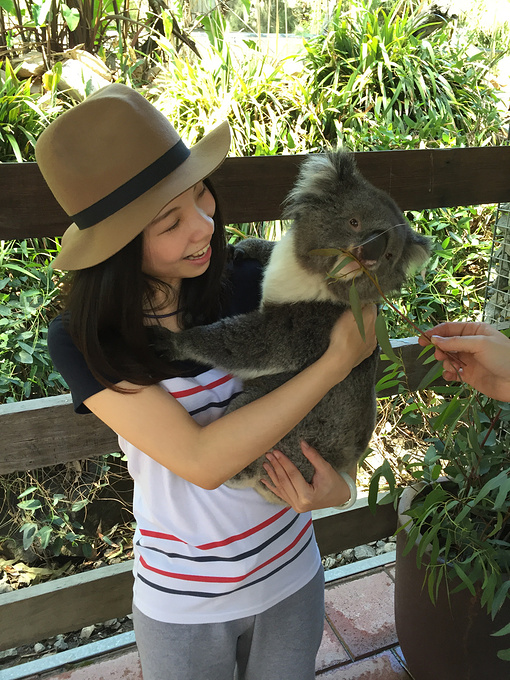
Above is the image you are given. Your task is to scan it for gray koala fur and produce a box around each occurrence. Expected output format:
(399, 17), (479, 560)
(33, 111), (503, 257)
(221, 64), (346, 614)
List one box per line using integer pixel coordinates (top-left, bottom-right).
(153, 150), (430, 504)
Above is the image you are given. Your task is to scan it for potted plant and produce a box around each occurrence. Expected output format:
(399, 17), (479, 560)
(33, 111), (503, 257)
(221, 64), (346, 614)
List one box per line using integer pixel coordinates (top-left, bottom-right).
(370, 374), (510, 679)
(313, 244), (510, 678)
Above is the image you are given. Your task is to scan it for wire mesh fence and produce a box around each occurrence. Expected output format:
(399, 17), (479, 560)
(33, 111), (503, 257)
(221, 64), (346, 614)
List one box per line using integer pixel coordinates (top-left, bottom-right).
(483, 132), (509, 443)
(484, 201), (510, 329)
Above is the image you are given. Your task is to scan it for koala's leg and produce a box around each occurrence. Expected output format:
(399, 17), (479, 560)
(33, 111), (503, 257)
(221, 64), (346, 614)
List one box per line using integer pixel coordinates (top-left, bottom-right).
(152, 303), (343, 379)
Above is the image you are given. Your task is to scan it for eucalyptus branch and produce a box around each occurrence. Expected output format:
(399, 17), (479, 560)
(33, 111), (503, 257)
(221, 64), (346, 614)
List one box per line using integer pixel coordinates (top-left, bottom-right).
(321, 247), (465, 365)
(481, 407), (503, 448)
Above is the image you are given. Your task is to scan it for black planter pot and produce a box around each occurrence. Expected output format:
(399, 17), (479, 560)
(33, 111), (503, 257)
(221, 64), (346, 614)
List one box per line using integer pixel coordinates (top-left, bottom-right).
(395, 484), (510, 680)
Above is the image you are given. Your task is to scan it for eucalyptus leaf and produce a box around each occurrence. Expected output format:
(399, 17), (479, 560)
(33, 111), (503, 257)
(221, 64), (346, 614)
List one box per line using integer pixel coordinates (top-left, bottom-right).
(375, 314), (401, 365)
(452, 563), (477, 596)
(492, 622), (510, 637)
(493, 475), (510, 511)
(367, 460), (395, 514)
(417, 361), (444, 392)
(472, 471), (509, 508)
(330, 256), (356, 278)
(349, 281), (365, 341)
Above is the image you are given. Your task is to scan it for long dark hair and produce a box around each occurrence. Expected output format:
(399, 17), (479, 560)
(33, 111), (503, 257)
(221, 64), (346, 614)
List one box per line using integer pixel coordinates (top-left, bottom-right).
(61, 179), (229, 390)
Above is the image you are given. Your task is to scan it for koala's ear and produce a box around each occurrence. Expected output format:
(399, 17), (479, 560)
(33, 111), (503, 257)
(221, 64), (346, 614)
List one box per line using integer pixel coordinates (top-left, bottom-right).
(328, 150), (359, 185)
(405, 233), (431, 273)
(283, 150), (358, 219)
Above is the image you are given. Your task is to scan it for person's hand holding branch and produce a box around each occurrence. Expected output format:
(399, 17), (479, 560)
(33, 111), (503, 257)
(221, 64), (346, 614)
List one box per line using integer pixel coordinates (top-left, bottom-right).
(419, 321), (510, 402)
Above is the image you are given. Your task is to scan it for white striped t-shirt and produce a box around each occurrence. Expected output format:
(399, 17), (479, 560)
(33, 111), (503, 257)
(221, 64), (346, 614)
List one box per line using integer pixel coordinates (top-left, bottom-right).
(120, 367), (321, 624)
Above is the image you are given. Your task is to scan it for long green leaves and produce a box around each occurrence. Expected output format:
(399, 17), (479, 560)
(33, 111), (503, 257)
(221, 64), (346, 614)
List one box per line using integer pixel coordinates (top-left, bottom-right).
(0, 59), (61, 162)
(303, 0), (508, 150)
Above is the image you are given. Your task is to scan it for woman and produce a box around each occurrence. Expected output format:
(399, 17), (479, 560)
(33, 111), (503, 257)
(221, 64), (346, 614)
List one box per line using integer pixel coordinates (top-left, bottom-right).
(38, 83), (377, 680)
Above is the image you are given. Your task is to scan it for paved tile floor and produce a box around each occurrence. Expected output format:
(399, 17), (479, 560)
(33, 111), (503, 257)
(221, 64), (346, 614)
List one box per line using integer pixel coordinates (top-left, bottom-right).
(22, 562), (414, 680)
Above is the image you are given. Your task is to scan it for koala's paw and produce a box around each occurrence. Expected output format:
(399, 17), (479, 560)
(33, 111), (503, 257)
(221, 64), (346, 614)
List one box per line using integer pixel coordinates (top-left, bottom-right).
(147, 325), (180, 362)
(224, 476), (287, 506)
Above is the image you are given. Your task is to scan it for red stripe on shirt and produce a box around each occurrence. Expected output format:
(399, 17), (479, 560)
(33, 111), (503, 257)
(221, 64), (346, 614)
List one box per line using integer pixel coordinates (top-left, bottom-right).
(138, 518), (312, 583)
(169, 373), (234, 399)
(139, 506), (292, 549)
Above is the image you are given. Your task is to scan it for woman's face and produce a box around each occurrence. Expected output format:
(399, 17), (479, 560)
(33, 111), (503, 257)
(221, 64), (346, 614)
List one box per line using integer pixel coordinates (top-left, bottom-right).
(142, 181), (216, 287)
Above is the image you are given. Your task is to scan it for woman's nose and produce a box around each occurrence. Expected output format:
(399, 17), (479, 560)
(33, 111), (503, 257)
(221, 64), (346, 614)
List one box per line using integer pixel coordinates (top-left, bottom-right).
(190, 208), (214, 240)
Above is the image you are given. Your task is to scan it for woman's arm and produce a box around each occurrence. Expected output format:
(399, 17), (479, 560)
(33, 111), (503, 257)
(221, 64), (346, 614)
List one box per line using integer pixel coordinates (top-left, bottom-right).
(85, 306), (377, 489)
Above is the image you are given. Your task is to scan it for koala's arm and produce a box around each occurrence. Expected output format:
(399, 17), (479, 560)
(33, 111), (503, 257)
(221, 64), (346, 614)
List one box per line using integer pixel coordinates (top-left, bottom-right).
(232, 238), (275, 267)
(150, 304), (338, 379)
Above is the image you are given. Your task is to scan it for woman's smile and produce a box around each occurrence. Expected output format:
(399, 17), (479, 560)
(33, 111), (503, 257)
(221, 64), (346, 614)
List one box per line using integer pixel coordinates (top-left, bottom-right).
(184, 244), (212, 262)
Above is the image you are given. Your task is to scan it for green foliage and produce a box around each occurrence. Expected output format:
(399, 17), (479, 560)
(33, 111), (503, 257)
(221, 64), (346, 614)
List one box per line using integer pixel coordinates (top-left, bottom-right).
(152, 22), (328, 158)
(10, 452), (132, 558)
(342, 231), (510, 657)
(382, 206), (494, 337)
(369, 379), (510, 659)
(0, 0), (189, 82)
(0, 59), (61, 161)
(1, 0), (132, 54)
(0, 239), (65, 401)
(302, 0), (508, 149)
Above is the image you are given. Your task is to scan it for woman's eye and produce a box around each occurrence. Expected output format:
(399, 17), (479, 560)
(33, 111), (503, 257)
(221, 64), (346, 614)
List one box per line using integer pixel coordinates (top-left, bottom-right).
(162, 219), (179, 233)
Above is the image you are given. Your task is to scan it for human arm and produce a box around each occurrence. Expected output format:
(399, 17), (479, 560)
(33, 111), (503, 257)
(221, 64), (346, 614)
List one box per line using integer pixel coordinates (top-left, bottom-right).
(85, 305), (377, 489)
(261, 442), (358, 512)
(418, 321), (510, 402)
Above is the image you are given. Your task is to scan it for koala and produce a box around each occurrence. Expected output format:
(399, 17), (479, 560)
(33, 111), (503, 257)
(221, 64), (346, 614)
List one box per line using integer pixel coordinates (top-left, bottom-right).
(152, 151), (430, 504)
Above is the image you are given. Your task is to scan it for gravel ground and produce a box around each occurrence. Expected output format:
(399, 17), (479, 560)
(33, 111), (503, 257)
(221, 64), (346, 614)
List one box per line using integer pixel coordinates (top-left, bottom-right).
(321, 536), (396, 571)
(0, 616), (135, 670)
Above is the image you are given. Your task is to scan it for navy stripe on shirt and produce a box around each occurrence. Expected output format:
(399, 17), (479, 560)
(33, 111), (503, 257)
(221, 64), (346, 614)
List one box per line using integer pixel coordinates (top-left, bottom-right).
(136, 533), (314, 599)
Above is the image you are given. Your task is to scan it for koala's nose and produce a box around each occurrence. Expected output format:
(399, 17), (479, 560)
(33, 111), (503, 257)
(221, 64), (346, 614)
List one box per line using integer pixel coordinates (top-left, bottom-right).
(359, 230), (388, 264)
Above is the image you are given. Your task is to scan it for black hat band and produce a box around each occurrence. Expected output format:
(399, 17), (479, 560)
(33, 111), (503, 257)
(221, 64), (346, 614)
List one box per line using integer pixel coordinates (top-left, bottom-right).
(70, 139), (191, 230)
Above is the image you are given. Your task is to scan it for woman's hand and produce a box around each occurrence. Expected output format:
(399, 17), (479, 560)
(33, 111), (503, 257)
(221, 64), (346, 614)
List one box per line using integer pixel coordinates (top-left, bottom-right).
(261, 441), (357, 513)
(321, 305), (378, 385)
(419, 322), (510, 402)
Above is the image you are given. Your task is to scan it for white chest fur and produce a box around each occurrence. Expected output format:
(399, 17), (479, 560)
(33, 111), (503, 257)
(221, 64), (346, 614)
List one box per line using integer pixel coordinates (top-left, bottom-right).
(261, 231), (337, 306)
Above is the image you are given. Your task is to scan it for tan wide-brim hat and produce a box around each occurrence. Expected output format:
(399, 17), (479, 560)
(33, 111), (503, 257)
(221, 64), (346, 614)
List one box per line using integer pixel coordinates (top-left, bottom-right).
(35, 83), (231, 270)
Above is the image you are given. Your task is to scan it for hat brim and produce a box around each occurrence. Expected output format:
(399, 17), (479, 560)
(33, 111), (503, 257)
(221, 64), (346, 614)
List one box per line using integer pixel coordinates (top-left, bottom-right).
(51, 121), (231, 270)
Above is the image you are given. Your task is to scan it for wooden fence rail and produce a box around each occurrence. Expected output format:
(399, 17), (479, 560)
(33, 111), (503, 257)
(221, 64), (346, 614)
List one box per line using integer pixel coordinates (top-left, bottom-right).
(1, 145), (510, 652)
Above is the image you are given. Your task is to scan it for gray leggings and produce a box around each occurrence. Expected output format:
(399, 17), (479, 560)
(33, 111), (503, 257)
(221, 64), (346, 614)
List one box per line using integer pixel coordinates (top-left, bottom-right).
(132, 567), (325, 680)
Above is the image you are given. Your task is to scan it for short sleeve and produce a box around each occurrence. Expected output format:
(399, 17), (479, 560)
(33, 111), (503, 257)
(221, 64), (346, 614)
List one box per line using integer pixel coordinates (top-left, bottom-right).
(47, 316), (105, 414)
(222, 254), (264, 317)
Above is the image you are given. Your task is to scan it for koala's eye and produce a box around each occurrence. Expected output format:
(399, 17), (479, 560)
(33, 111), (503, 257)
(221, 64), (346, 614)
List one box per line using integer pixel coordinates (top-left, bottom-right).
(349, 218), (360, 229)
